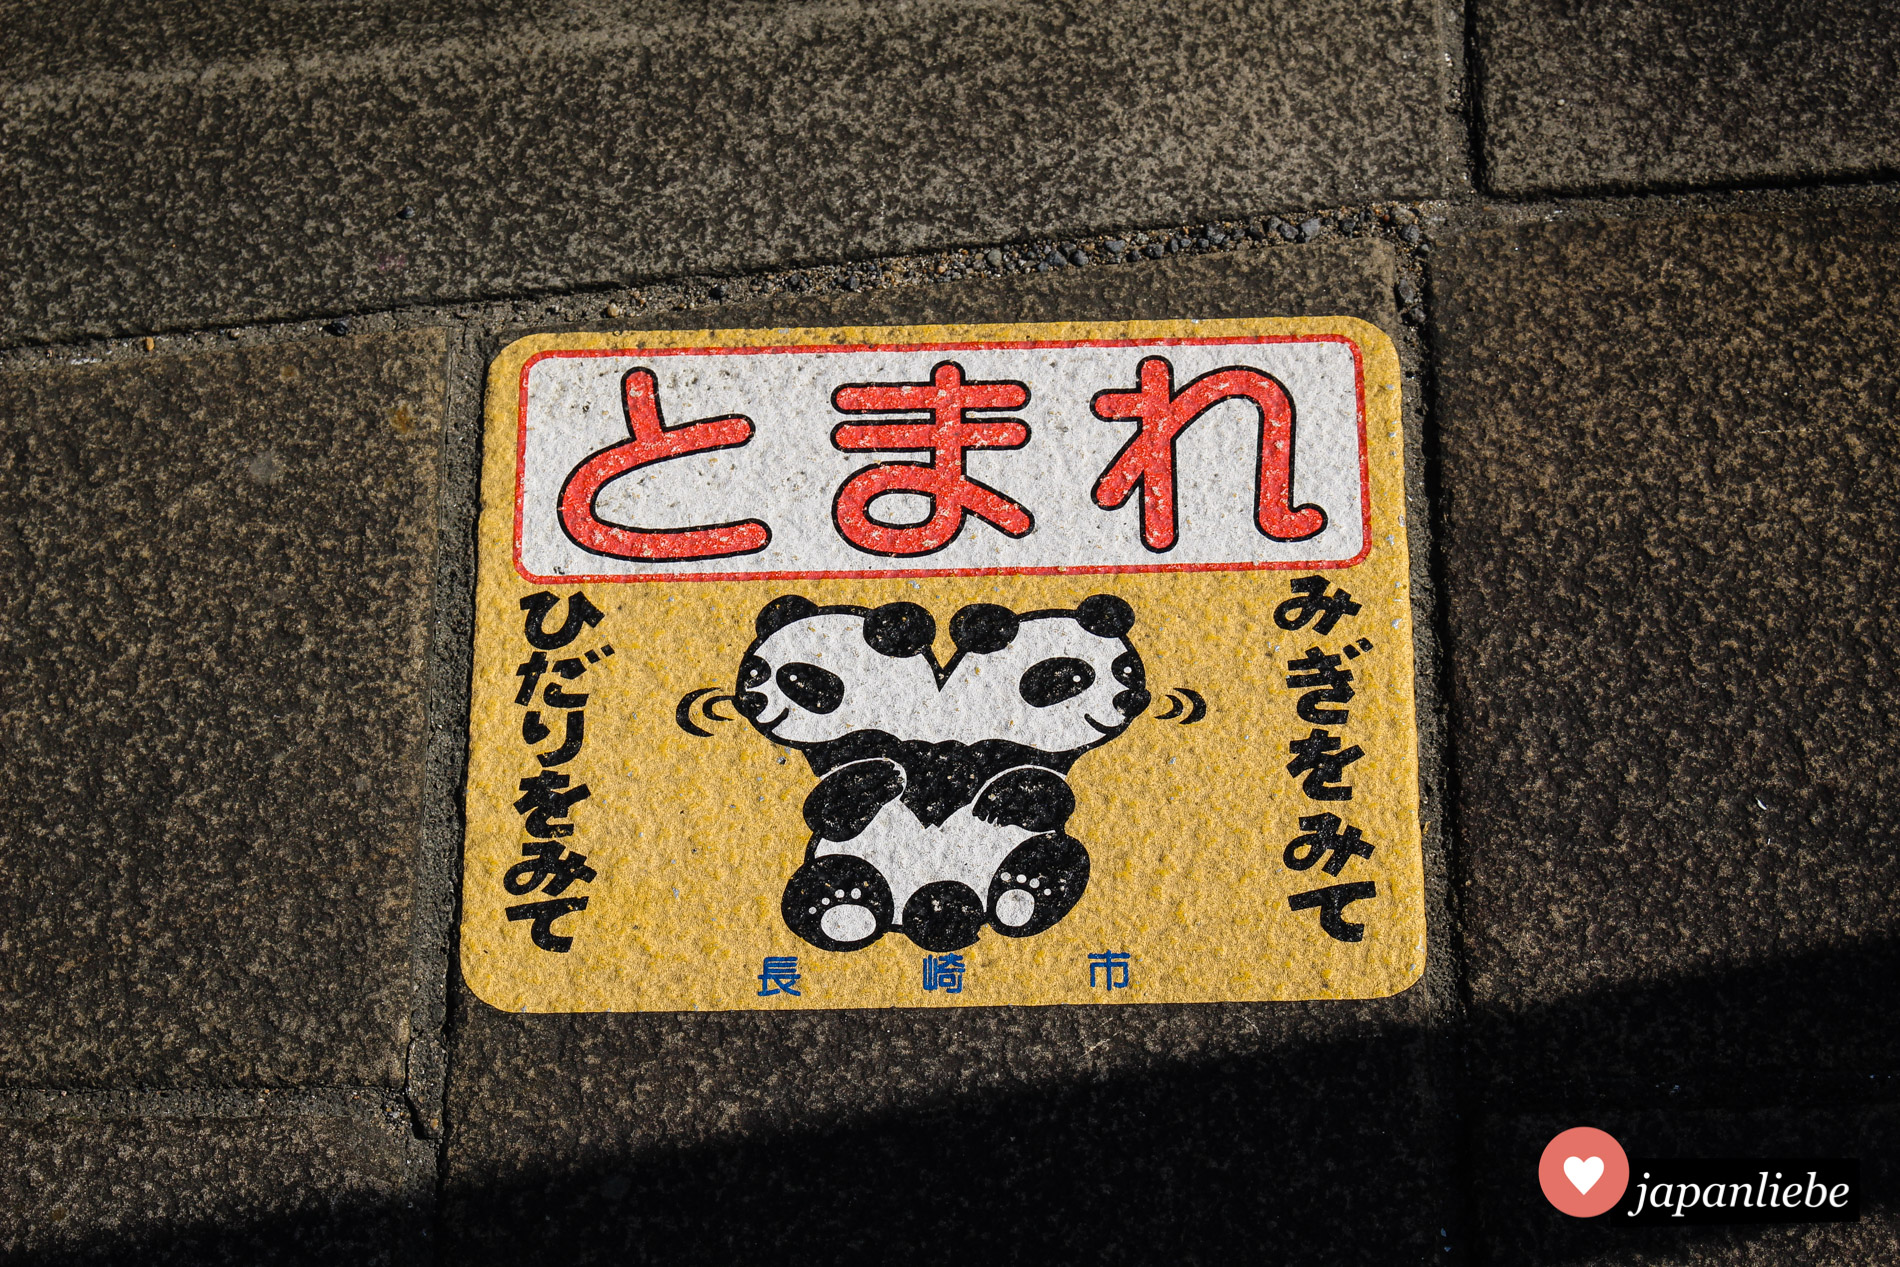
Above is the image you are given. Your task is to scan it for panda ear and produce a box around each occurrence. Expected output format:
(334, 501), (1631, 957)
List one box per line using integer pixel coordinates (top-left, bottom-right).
(949, 603), (1020, 654)
(1075, 594), (1135, 638)
(756, 594), (820, 638)
(863, 602), (935, 658)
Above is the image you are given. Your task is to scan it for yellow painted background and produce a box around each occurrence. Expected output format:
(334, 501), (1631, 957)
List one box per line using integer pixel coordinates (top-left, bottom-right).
(461, 319), (1423, 1012)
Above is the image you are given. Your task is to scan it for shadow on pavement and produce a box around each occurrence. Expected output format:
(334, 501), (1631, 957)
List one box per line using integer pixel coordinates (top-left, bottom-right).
(13, 941), (1896, 1265)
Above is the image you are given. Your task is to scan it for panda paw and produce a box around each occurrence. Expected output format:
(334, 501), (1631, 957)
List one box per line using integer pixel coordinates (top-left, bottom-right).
(803, 759), (904, 841)
(900, 881), (988, 952)
(972, 766), (1075, 833)
(782, 854), (893, 952)
(987, 833), (1091, 937)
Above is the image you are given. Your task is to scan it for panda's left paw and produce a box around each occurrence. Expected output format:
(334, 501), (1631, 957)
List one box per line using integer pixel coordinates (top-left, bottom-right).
(972, 766), (1074, 832)
(782, 854), (893, 952)
(987, 833), (1091, 937)
(803, 759), (904, 841)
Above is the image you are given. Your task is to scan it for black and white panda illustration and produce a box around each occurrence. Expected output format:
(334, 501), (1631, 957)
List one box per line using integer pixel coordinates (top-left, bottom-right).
(730, 593), (1149, 953)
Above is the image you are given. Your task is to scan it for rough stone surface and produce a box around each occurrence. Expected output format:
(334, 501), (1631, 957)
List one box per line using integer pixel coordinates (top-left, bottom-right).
(1476, 0), (1900, 194)
(444, 245), (1459, 1264)
(0, 331), (448, 1086)
(0, 1110), (434, 1264)
(1475, 1104), (1899, 1265)
(575, 236), (1406, 335)
(1434, 208), (1900, 1101)
(0, 0), (1456, 343)
(445, 1010), (1448, 1265)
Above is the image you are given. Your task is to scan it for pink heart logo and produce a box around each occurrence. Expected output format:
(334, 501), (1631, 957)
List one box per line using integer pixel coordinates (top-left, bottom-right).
(1539, 1128), (1629, 1217)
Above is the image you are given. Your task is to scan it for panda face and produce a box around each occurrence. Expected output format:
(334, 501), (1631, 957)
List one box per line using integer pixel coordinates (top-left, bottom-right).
(734, 612), (939, 747)
(731, 593), (1150, 757)
(939, 614), (1149, 753)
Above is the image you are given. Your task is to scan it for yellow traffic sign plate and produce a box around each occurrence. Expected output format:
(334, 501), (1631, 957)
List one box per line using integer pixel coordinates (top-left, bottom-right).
(462, 318), (1423, 1011)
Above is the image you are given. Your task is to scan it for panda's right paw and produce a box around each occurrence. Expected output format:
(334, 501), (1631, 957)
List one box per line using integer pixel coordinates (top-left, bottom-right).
(987, 833), (1091, 937)
(782, 854), (894, 952)
(803, 759), (905, 841)
(972, 766), (1075, 833)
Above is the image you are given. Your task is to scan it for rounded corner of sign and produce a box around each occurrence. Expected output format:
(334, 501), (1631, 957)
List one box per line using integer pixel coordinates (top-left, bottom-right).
(1326, 315), (1395, 355)
(492, 335), (567, 385)
(457, 947), (529, 1015)
(500, 331), (560, 359)
(1331, 950), (1429, 1003)
(1378, 952), (1430, 1000)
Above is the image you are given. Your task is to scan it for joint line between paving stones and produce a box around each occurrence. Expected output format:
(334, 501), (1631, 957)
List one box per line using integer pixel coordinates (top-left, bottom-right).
(5, 181), (1899, 360)
(416, 324), (504, 1254)
(1409, 244), (1487, 1267)
(1385, 238), (1478, 1260)
(1456, 0), (1489, 195)
(0, 211), (1438, 358)
(388, 329), (491, 1261)
(0, 215), (1418, 352)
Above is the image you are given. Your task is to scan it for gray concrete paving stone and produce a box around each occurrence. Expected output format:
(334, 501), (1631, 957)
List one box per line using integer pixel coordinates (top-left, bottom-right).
(1475, 0), (1900, 194)
(1433, 207), (1900, 1100)
(0, 330), (448, 1087)
(1472, 1104), (1899, 1266)
(443, 245), (1462, 1265)
(613, 237), (1410, 335)
(0, 0), (1458, 344)
(0, 1109), (434, 1264)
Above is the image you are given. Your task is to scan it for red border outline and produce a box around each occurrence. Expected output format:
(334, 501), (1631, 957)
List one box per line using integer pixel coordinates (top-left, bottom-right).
(512, 334), (1373, 584)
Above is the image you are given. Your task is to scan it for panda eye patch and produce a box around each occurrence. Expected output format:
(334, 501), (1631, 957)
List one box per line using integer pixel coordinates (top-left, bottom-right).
(740, 655), (771, 690)
(1112, 649), (1146, 689)
(776, 662), (844, 714)
(1019, 657), (1095, 708)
